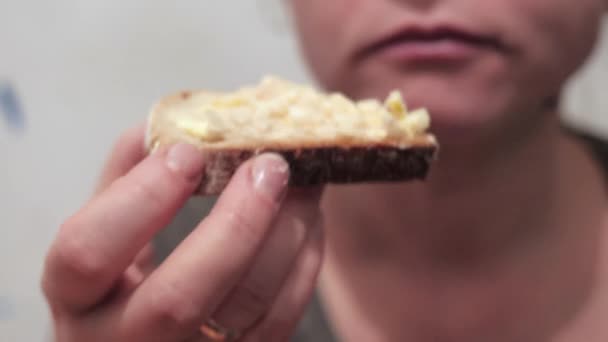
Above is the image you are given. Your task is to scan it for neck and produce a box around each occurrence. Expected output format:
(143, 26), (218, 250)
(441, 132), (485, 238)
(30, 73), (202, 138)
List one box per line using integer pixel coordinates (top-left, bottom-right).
(319, 113), (607, 340)
(323, 115), (562, 265)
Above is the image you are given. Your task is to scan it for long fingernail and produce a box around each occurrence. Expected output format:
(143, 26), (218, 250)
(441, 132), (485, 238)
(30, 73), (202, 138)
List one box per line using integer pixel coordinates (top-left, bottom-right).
(251, 154), (289, 202)
(166, 143), (204, 181)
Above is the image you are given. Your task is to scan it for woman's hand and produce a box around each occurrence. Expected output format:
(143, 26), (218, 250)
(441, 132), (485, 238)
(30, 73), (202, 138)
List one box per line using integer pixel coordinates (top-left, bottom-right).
(41, 125), (324, 341)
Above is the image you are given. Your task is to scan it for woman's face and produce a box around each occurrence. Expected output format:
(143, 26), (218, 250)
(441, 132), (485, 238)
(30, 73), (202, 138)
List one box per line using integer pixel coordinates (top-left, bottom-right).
(291, 0), (605, 138)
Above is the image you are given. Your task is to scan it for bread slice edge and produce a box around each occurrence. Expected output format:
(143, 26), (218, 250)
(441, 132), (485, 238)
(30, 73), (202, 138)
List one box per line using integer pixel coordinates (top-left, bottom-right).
(145, 91), (439, 195)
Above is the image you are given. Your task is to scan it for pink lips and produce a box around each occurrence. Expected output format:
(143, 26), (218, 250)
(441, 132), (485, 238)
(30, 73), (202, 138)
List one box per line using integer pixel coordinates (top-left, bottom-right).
(359, 26), (504, 65)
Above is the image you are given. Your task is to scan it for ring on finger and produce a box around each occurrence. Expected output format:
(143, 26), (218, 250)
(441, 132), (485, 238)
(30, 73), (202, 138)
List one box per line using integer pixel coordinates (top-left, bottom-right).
(200, 318), (241, 342)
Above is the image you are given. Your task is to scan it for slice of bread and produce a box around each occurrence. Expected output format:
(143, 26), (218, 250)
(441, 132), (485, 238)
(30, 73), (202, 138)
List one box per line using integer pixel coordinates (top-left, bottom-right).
(145, 76), (438, 195)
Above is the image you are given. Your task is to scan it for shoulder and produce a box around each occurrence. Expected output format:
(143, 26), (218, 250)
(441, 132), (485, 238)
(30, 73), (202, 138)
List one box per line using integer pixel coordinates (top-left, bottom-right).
(554, 221), (608, 341)
(565, 124), (608, 183)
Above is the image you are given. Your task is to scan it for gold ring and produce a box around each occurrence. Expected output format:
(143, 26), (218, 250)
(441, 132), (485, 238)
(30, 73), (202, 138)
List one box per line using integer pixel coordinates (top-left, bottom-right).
(200, 319), (240, 342)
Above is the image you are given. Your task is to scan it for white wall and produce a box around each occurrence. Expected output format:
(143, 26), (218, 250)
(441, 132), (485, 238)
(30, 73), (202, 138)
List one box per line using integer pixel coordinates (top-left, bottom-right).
(0, 1), (605, 341)
(564, 19), (608, 135)
(0, 1), (308, 340)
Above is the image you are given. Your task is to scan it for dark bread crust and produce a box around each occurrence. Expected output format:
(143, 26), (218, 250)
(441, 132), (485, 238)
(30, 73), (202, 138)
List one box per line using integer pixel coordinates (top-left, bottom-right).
(197, 145), (437, 195)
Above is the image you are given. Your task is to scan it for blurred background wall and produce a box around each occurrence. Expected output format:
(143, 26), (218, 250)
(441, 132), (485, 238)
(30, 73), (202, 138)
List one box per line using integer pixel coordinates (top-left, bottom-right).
(0, 1), (605, 340)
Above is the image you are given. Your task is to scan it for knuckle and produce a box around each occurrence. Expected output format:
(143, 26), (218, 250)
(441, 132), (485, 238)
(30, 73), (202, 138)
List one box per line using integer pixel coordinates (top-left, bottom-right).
(221, 209), (265, 243)
(49, 227), (109, 284)
(151, 287), (203, 332)
(122, 176), (165, 209)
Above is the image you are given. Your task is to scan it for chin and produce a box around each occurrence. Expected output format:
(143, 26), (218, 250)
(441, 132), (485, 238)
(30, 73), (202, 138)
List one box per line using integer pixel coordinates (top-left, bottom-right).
(421, 102), (513, 147)
(344, 76), (518, 145)
(332, 53), (531, 140)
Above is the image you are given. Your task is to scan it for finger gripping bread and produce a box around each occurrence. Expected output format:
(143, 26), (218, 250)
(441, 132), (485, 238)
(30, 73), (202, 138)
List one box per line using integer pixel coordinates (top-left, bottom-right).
(145, 76), (438, 195)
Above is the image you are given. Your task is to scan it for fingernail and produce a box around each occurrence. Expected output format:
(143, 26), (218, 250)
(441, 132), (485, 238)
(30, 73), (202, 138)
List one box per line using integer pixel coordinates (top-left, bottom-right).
(251, 154), (289, 201)
(166, 143), (204, 181)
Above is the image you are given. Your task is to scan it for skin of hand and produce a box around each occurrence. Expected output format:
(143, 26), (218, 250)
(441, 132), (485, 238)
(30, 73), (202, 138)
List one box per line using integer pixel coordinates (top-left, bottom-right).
(41, 125), (325, 342)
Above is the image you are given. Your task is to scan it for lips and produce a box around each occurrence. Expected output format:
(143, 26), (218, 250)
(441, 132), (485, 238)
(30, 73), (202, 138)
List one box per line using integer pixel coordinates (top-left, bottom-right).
(357, 25), (506, 64)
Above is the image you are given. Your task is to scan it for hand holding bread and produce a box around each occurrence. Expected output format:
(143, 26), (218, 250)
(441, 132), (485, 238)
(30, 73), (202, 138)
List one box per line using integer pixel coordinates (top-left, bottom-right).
(41, 77), (436, 341)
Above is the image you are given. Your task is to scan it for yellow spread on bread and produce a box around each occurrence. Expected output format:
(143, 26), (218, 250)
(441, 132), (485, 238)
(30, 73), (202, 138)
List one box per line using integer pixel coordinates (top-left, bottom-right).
(168, 76), (432, 146)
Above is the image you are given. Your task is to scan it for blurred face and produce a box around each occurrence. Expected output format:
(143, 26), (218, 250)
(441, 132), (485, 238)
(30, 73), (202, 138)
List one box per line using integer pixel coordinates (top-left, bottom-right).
(291, 0), (605, 140)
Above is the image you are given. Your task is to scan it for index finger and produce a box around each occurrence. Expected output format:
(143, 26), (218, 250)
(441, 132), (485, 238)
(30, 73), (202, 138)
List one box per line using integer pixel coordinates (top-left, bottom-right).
(42, 143), (204, 312)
